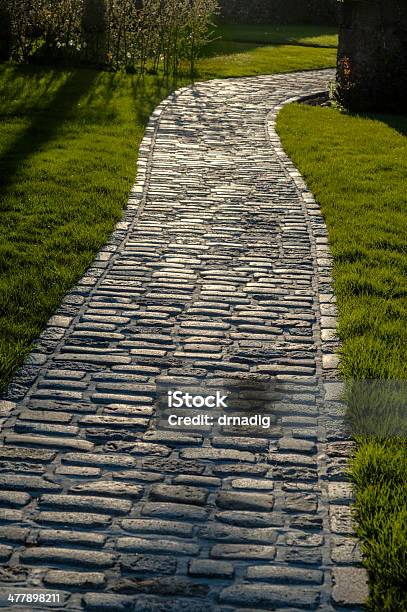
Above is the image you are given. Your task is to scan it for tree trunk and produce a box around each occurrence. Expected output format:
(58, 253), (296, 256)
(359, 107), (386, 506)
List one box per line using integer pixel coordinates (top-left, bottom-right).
(337, 0), (407, 113)
(0, 1), (12, 61)
(82, 0), (107, 65)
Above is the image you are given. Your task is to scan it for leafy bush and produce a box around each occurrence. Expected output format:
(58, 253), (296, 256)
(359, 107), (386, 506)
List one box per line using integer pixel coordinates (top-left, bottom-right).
(2, 0), (219, 73)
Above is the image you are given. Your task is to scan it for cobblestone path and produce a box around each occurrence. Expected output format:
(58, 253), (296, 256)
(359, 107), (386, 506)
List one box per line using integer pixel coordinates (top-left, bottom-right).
(0, 70), (368, 611)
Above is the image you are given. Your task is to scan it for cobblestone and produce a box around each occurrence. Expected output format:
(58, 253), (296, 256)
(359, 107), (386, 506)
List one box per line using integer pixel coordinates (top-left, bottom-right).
(149, 483), (209, 506)
(246, 565), (324, 584)
(200, 524), (277, 544)
(0, 544), (12, 562)
(20, 547), (116, 568)
(332, 567), (369, 607)
(211, 543), (277, 560)
(39, 494), (133, 515)
(68, 481), (143, 500)
(37, 529), (107, 548)
(216, 491), (275, 511)
(121, 553), (177, 575)
(188, 559), (234, 578)
(0, 474), (61, 493)
(0, 69), (365, 610)
(141, 502), (208, 521)
(0, 491), (31, 507)
(0, 527), (29, 543)
(35, 511), (112, 528)
(82, 593), (133, 610)
(44, 569), (106, 589)
(216, 510), (283, 528)
(219, 584), (320, 608)
(116, 536), (200, 556)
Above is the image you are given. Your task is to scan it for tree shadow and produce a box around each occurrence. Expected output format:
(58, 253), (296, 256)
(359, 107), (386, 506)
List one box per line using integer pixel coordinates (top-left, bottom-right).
(73, 70), (138, 124)
(0, 65), (65, 115)
(202, 23), (338, 59)
(0, 68), (98, 203)
(129, 74), (183, 127)
(344, 109), (407, 138)
(374, 113), (407, 138)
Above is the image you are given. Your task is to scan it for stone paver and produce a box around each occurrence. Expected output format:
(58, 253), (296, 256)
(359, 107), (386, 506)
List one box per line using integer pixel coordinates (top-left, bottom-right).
(0, 70), (367, 610)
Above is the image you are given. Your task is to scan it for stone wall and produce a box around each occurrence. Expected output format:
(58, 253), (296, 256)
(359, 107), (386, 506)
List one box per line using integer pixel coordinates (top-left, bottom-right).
(218, 0), (338, 24)
(337, 0), (407, 112)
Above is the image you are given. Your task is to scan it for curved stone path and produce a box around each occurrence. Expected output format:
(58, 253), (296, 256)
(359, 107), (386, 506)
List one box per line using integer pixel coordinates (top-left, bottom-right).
(0, 70), (368, 610)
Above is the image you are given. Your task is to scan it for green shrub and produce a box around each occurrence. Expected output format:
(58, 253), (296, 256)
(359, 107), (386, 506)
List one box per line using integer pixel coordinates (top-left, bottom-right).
(3, 0), (219, 74)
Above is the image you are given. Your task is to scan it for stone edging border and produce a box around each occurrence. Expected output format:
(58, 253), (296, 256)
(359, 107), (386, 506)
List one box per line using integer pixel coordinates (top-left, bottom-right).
(268, 91), (369, 608)
(267, 90), (340, 381)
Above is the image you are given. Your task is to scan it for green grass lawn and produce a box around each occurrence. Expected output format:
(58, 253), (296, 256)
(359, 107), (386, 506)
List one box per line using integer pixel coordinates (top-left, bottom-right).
(200, 22), (337, 78)
(277, 105), (407, 611)
(0, 24), (337, 393)
(216, 23), (338, 47)
(197, 43), (336, 78)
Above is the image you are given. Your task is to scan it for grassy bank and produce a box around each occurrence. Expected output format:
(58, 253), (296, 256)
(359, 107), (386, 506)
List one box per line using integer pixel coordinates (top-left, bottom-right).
(0, 67), (184, 390)
(197, 43), (336, 78)
(277, 104), (407, 610)
(216, 23), (338, 47)
(0, 24), (337, 392)
(200, 23), (337, 78)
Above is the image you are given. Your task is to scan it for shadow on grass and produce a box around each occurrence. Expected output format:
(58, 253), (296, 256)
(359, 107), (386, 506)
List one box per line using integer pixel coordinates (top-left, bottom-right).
(0, 64), (72, 115)
(129, 74), (183, 126)
(203, 39), (337, 60)
(343, 110), (407, 139)
(0, 68), (98, 204)
(376, 113), (407, 137)
(202, 24), (338, 59)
